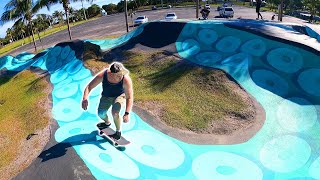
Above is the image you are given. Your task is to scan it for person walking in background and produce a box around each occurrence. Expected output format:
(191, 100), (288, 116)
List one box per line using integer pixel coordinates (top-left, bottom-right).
(256, 0), (263, 20)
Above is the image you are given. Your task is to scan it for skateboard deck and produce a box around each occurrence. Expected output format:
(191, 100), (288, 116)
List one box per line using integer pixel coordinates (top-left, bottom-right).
(96, 124), (130, 147)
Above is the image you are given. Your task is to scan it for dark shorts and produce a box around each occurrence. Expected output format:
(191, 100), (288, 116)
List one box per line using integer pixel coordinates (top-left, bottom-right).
(97, 93), (126, 120)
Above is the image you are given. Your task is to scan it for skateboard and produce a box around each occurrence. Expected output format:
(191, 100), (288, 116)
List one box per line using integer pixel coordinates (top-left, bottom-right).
(96, 123), (130, 147)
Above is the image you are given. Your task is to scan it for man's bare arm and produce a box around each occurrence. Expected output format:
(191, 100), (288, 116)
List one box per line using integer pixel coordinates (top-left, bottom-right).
(123, 75), (134, 113)
(82, 70), (105, 101)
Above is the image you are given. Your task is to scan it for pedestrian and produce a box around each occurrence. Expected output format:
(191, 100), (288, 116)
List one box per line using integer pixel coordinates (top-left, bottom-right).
(256, 0), (263, 20)
(82, 62), (134, 140)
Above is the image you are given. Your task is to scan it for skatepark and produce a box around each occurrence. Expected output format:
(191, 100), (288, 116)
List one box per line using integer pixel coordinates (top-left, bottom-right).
(1, 19), (320, 179)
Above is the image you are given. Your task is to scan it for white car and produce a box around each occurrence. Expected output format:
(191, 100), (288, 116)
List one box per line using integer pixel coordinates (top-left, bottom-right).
(165, 13), (177, 20)
(219, 7), (234, 18)
(205, 4), (210, 9)
(134, 16), (148, 26)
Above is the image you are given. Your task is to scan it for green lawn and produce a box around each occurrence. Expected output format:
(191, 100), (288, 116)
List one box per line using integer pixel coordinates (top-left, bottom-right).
(0, 71), (49, 169)
(86, 50), (251, 131)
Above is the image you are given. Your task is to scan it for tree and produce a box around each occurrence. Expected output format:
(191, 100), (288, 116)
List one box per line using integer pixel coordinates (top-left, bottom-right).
(102, 4), (117, 14)
(87, 4), (101, 18)
(35, 0), (95, 40)
(1, 0), (40, 52)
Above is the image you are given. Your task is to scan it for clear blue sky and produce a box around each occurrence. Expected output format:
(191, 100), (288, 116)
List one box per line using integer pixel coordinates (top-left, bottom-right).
(0, 0), (119, 38)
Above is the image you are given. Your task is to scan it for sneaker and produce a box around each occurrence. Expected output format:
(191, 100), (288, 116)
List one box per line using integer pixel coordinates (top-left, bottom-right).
(110, 131), (121, 141)
(97, 122), (111, 130)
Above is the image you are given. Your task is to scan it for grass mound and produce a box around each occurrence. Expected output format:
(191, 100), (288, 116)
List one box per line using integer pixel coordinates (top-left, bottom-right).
(85, 49), (254, 133)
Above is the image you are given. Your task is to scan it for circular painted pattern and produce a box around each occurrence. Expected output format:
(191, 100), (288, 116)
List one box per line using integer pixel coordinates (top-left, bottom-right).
(54, 77), (73, 90)
(197, 29), (218, 45)
(216, 36), (241, 53)
(53, 82), (78, 99)
(65, 59), (83, 75)
(180, 24), (198, 37)
(52, 98), (83, 122)
(192, 151), (263, 180)
(124, 130), (185, 170)
(45, 56), (57, 72)
(267, 48), (303, 73)
(80, 143), (140, 179)
(220, 53), (251, 67)
(240, 39), (266, 57)
(54, 120), (97, 143)
(260, 135), (311, 173)
(72, 67), (92, 81)
(309, 156), (320, 179)
(298, 68), (320, 97)
(60, 46), (71, 60)
(277, 97), (317, 132)
(251, 69), (289, 97)
(179, 39), (201, 58)
(49, 46), (62, 57)
(65, 50), (76, 65)
(195, 52), (222, 66)
(50, 69), (68, 84)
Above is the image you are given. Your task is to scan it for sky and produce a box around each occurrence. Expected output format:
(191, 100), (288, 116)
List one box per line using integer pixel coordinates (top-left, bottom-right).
(0, 0), (119, 38)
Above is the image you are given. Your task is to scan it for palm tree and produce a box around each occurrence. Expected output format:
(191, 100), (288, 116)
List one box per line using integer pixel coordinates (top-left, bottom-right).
(1, 0), (39, 52)
(6, 28), (14, 43)
(80, 0), (88, 20)
(35, 0), (94, 40)
(13, 20), (27, 45)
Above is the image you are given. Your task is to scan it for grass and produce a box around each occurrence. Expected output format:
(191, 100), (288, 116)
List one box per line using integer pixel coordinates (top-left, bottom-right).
(0, 17), (99, 57)
(87, 50), (250, 131)
(0, 71), (49, 169)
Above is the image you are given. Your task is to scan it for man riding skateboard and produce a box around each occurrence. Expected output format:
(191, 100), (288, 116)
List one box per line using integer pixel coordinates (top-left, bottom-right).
(81, 62), (134, 141)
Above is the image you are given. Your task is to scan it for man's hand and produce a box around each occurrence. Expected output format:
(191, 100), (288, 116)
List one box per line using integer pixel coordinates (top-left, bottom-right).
(82, 99), (88, 110)
(123, 114), (130, 123)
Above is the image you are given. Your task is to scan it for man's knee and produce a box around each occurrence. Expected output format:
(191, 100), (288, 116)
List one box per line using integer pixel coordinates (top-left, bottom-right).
(98, 109), (107, 120)
(112, 110), (120, 117)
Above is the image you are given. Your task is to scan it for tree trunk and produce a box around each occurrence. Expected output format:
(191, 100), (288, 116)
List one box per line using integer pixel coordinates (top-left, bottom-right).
(81, 0), (87, 20)
(37, 30), (42, 43)
(29, 22), (37, 53)
(124, 0), (129, 32)
(65, 9), (72, 40)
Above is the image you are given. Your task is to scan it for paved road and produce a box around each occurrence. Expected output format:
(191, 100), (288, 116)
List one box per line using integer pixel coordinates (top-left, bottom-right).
(3, 6), (318, 57)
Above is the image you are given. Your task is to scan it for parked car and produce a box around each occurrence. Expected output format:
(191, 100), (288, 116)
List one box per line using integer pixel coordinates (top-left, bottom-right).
(152, 6), (157, 10)
(165, 13), (177, 20)
(219, 7), (234, 18)
(134, 16), (148, 26)
(205, 4), (210, 9)
(168, 5), (172, 8)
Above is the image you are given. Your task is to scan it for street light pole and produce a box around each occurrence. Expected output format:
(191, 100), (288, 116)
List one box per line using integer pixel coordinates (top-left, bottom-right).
(279, 0), (283, 21)
(196, 0), (199, 19)
(124, 0), (129, 32)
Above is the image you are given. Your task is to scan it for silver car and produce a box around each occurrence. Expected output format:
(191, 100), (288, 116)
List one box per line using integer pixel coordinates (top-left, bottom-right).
(165, 13), (177, 20)
(134, 16), (148, 26)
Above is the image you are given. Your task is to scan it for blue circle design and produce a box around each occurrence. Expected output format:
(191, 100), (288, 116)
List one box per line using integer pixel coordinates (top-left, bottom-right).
(181, 24), (197, 37)
(65, 59), (83, 75)
(124, 130), (185, 170)
(195, 52), (222, 66)
(54, 77), (73, 90)
(52, 98), (83, 122)
(260, 135), (311, 173)
(216, 36), (241, 53)
(60, 46), (71, 60)
(192, 151), (263, 180)
(72, 67), (92, 81)
(53, 82), (78, 99)
(267, 48), (303, 73)
(79, 143), (140, 179)
(197, 29), (218, 45)
(220, 53), (251, 67)
(55, 120), (97, 142)
(309, 156), (320, 179)
(251, 69), (289, 97)
(240, 39), (266, 57)
(179, 39), (201, 58)
(50, 69), (68, 84)
(50, 46), (62, 57)
(298, 68), (320, 97)
(277, 97), (317, 132)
